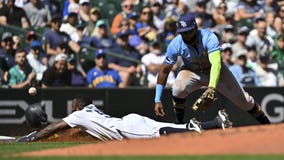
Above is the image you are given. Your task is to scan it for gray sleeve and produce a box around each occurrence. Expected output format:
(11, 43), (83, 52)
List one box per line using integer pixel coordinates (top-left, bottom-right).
(245, 35), (255, 47)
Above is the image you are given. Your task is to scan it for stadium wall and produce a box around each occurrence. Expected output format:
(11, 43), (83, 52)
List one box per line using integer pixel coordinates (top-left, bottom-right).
(0, 87), (283, 136)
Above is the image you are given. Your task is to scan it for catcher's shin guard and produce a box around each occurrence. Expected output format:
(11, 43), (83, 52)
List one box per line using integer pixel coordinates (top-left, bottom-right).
(172, 97), (186, 124)
(248, 103), (271, 124)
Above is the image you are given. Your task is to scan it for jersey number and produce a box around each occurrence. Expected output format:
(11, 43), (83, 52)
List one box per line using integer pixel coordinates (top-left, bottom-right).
(86, 106), (111, 118)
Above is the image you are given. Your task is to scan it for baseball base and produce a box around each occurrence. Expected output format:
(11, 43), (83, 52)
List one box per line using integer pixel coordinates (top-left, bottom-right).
(0, 135), (15, 142)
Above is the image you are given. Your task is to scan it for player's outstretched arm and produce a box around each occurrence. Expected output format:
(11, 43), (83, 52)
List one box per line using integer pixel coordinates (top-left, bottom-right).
(154, 63), (172, 116)
(16, 120), (70, 142)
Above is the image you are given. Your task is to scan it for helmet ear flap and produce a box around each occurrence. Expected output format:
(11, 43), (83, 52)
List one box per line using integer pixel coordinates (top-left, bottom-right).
(39, 104), (47, 122)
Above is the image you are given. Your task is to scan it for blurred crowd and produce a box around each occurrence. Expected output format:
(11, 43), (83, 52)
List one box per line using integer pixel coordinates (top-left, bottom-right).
(0, 0), (284, 89)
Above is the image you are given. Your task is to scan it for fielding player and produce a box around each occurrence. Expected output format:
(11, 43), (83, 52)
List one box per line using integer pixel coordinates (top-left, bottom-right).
(16, 96), (231, 142)
(154, 13), (271, 124)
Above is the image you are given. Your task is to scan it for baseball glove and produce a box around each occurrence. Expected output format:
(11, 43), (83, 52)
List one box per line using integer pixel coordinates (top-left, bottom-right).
(192, 87), (217, 111)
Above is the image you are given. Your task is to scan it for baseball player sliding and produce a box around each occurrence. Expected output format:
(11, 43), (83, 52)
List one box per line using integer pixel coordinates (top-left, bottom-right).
(154, 14), (271, 124)
(16, 96), (232, 142)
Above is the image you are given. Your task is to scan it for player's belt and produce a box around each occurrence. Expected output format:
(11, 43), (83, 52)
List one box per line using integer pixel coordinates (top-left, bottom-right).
(180, 65), (210, 74)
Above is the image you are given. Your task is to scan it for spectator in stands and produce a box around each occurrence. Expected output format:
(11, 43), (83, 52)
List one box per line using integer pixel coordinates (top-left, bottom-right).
(234, 0), (263, 29)
(252, 55), (278, 86)
(87, 49), (123, 88)
(62, 0), (70, 19)
(128, 12), (139, 33)
(43, 16), (80, 56)
(221, 43), (234, 67)
(192, 0), (216, 29)
(14, 0), (28, 8)
(70, 23), (97, 48)
(41, 53), (71, 88)
(165, 0), (188, 19)
(85, 7), (101, 36)
(231, 26), (249, 62)
(67, 54), (87, 87)
(272, 35), (284, 63)
(108, 32), (142, 87)
(67, 0), (80, 15)
(159, 16), (177, 46)
(273, 15), (284, 36)
(23, 0), (51, 27)
(265, 11), (277, 39)
(229, 51), (260, 87)
(0, 0), (4, 15)
(111, 0), (135, 35)
(136, 6), (158, 42)
(25, 31), (38, 47)
(78, 0), (90, 24)
(0, 0), (30, 28)
(211, 1), (229, 25)
(245, 17), (274, 56)
(26, 40), (47, 85)
(150, 1), (166, 34)
(92, 20), (118, 50)
(8, 48), (36, 88)
(261, 0), (279, 14)
(271, 35), (284, 81)
(42, 0), (60, 17)
(141, 41), (176, 88)
(60, 12), (79, 36)
(187, 0), (198, 13)
(0, 32), (16, 69)
(221, 24), (235, 43)
(128, 34), (149, 56)
(117, 18), (136, 37)
(277, 1), (284, 7)
(277, 4), (284, 22)
(12, 34), (21, 50)
(246, 46), (259, 69)
(48, 42), (74, 67)
(0, 50), (8, 86)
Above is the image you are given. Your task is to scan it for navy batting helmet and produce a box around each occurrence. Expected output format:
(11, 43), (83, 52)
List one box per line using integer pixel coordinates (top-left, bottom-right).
(25, 103), (47, 128)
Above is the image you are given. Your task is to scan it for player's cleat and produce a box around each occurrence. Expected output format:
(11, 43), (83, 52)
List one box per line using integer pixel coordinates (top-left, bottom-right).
(216, 109), (233, 130)
(187, 118), (202, 133)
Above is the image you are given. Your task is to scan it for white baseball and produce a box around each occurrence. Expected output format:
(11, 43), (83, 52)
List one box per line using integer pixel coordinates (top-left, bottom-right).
(28, 87), (37, 96)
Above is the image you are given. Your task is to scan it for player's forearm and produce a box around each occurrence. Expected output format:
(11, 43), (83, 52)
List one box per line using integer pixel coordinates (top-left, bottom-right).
(238, 9), (256, 19)
(157, 63), (172, 85)
(208, 50), (221, 88)
(155, 64), (172, 103)
(68, 41), (80, 53)
(35, 120), (70, 140)
(46, 47), (58, 56)
(10, 80), (30, 88)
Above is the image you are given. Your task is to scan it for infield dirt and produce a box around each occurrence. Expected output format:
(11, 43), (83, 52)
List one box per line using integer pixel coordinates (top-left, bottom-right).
(19, 123), (284, 156)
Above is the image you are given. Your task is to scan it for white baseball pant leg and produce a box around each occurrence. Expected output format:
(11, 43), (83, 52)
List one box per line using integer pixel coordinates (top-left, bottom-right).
(116, 113), (188, 139)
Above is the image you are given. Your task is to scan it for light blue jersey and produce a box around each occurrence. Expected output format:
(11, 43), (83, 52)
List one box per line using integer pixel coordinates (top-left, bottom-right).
(164, 29), (220, 70)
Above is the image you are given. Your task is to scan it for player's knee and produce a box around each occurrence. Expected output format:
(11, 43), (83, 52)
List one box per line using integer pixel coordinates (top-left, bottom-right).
(172, 83), (187, 97)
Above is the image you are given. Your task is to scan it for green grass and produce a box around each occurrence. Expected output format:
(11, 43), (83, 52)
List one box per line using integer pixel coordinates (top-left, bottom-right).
(0, 142), (87, 155)
(1, 155), (284, 160)
(0, 142), (284, 160)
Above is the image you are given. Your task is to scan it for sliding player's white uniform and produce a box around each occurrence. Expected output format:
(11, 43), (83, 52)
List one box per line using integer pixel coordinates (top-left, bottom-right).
(63, 104), (190, 141)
